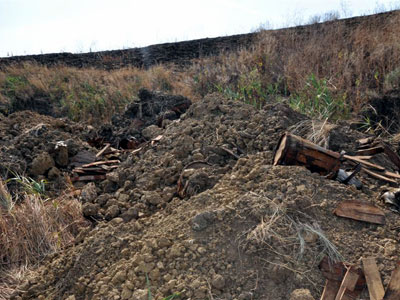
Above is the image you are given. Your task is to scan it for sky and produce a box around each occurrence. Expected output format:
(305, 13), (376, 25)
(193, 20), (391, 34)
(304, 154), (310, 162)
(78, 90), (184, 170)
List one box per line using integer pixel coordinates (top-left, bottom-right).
(0, 0), (398, 57)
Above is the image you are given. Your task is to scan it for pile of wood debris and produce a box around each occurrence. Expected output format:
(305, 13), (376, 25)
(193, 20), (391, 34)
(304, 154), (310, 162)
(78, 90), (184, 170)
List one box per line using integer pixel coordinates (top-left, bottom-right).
(70, 135), (163, 182)
(320, 256), (400, 300)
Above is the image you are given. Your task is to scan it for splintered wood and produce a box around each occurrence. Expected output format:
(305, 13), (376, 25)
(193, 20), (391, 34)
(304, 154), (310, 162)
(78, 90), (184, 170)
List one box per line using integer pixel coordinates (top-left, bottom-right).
(273, 133), (341, 177)
(384, 262), (400, 300)
(319, 257), (365, 300)
(353, 138), (400, 184)
(334, 200), (385, 225)
(71, 147), (121, 182)
(335, 266), (360, 300)
(362, 257), (385, 300)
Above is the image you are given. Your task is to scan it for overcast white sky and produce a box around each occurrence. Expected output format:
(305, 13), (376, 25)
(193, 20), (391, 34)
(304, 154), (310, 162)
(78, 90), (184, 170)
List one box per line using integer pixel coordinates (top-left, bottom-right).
(0, 0), (398, 57)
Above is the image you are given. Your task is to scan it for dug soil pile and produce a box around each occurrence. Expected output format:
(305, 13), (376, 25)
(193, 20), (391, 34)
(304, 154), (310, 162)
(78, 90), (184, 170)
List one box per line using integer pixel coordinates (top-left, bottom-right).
(7, 92), (400, 300)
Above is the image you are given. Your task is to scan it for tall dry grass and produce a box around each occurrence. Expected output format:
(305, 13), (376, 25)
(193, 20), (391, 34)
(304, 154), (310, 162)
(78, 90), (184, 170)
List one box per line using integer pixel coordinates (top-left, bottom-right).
(186, 11), (400, 118)
(1, 11), (399, 123)
(0, 180), (89, 299)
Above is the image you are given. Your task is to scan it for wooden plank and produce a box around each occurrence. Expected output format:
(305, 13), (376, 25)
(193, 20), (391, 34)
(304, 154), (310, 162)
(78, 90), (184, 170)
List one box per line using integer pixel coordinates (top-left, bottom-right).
(362, 168), (398, 184)
(383, 262), (400, 300)
(356, 146), (384, 156)
(351, 155), (373, 160)
(357, 137), (375, 145)
(96, 143), (110, 158)
(343, 155), (385, 171)
(321, 280), (341, 300)
(334, 200), (385, 225)
(382, 143), (400, 171)
(319, 257), (366, 289)
(381, 170), (400, 180)
(362, 257), (385, 300)
(131, 147), (143, 155)
(81, 160), (120, 168)
(335, 266), (360, 300)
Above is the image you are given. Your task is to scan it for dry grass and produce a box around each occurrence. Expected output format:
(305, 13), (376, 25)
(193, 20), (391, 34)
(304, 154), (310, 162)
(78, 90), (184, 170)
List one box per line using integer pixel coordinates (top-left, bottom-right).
(1, 12), (400, 124)
(0, 179), (89, 299)
(0, 62), (191, 124)
(185, 11), (400, 118)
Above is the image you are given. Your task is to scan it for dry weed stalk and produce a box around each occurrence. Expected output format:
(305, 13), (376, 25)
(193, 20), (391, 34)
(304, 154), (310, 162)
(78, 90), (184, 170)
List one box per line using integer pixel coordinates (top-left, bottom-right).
(246, 193), (342, 268)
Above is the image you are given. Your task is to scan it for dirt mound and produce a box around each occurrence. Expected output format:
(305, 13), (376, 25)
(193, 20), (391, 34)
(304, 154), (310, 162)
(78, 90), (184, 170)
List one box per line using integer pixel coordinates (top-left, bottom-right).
(80, 94), (305, 221)
(90, 89), (192, 149)
(14, 155), (400, 300)
(0, 111), (93, 193)
(8, 93), (400, 300)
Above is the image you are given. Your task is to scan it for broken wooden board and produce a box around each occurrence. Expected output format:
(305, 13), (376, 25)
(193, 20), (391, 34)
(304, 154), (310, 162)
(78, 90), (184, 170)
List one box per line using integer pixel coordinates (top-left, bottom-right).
(362, 257), (385, 300)
(96, 143), (111, 158)
(319, 257), (366, 290)
(351, 155), (373, 160)
(381, 170), (400, 180)
(383, 262), (400, 300)
(357, 137), (376, 146)
(343, 155), (385, 171)
(321, 280), (341, 300)
(81, 160), (120, 168)
(361, 168), (398, 185)
(382, 143), (400, 171)
(335, 266), (360, 300)
(334, 200), (385, 225)
(356, 146), (384, 156)
(273, 132), (341, 177)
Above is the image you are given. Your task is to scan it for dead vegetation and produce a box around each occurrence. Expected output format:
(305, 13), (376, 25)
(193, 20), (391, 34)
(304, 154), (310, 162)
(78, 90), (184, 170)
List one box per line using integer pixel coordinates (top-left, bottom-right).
(0, 180), (88, 300)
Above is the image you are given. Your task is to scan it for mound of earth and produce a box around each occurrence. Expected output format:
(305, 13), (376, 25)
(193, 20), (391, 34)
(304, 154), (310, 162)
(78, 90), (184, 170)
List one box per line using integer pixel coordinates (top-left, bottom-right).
(13, 157), (400, 300)
(80, 94), (305, 221)
(0, 110), (92, 193)
(7, 92), (400, 300)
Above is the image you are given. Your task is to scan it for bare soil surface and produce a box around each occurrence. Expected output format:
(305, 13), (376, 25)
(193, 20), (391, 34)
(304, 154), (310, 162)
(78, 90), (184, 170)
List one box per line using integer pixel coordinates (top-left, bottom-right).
(3, 91), (400, 300)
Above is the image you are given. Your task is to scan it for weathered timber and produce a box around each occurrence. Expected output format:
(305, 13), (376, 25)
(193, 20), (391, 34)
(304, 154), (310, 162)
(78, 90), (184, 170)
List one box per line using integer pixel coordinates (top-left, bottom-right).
(356, 146), (384, 156)
(361, 168), (398, 184)
(334, 200), (385, 225)
(383, 262), (400, 300)
(321, 280), (341, 300)
(343, 155), (385, 171)
(382, 143), (400, 171)
(335, 266), (360, 300)
(362, 257), (385, 300)
(96, 143), (111, 157)
(273, 133), (341, 177)
(81, 160), (120, 168)
(351, 155), (373, 160)
(319, 257), (366, 290)
(357, 137), (375, 146)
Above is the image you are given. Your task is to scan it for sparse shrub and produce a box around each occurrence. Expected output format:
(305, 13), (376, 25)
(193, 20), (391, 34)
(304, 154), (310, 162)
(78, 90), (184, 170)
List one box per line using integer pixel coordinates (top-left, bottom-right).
(384, 67), (400, 91)
(289, 74), (349, 120)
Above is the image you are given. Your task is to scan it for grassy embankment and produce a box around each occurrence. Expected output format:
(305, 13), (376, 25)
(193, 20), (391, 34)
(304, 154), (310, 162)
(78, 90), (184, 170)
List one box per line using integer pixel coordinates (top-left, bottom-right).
(1, 11), (400, 125)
